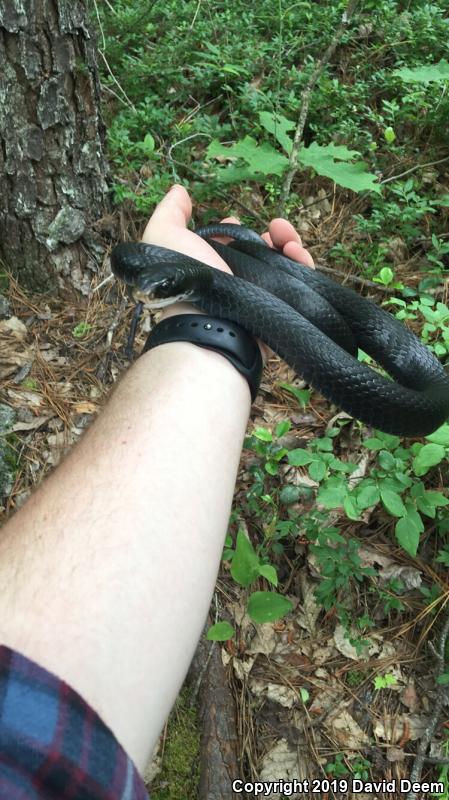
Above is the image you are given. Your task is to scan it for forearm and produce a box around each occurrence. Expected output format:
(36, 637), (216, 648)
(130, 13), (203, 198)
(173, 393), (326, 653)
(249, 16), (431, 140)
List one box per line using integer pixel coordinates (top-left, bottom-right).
(0, 343), (250, 769)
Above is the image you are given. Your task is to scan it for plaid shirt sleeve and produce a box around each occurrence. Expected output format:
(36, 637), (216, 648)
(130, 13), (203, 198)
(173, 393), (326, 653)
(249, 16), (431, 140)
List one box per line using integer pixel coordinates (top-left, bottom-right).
(0, 645), (149, 799)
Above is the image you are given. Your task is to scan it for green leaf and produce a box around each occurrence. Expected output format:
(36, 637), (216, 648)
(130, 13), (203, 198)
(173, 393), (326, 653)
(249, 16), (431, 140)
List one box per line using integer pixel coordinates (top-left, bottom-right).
(317, 485), (348, 508)
(253, 427), (272, 442)
(300, 687), (310, 704)
(288, 448), (314, 466)
(259, 564), (278, 586)
(437, 672), (449, 685)
(379, 451), (398, 471)
(426, 424), (449, 445)
(374, 673), (398, 690)
(230, 531), (260, 587)
(207, 136), (289, 180)
(248, 591), (293, 623)
(279, 485), (300, 505)
(412, 443), (446, 476)
(258, 111), (294, 155)
(393, 60), (449, 84)
(436, 549), (449, 567)
(378, 267), (394, 285)
(280, 383), (311, 408)
(298, 142), (381, 194)
(309, 459), (326, 482)
(140, 133), (155, 155)
(384, 127), (396, 144)
(416, 495), (436, 518)
(206, 621), (235, 641)
(380, 488), (406, 517)
(356, 484), (381, 509)
(395, 515), (420, 556)
(344, 494), (360, 520)
(425, 491), (449, 507)
(363, 437), (383, 451)
(275, 420), (291, 438)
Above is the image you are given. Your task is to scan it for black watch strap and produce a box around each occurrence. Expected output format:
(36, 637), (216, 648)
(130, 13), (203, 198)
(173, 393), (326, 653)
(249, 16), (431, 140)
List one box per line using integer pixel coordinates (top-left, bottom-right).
(143, 314), (263, 402)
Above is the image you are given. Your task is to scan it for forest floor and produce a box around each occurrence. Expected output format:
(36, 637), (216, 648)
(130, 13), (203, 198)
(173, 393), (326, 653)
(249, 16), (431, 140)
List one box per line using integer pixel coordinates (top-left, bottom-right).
(2, 180), (449, 799)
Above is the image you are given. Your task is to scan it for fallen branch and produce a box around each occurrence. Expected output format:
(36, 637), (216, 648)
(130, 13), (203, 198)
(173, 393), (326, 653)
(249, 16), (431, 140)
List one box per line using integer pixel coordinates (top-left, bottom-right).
(406, 607), (449, 800)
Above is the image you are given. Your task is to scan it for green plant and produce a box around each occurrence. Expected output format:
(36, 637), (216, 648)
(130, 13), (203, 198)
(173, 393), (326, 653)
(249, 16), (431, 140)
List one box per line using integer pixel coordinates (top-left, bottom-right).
(72, 322), (91, 339)
(374, 673), (398, 690)
(326, 753), (349, 777)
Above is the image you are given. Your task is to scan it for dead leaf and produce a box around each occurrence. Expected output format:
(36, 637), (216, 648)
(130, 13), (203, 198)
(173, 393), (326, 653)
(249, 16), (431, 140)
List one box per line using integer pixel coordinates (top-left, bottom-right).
(12, 415), (53, 432)
(379, 564), (422, 589)
(259, 739), (299, 783)
(400, 681), (419, 712)
(0, 316), (27, 337)
(326, 707), (370, 749)
(386, 746), (406, 762)
(333, 625), (379, 660)
(374, 714), (430, 743)
(296, 577), (321, 634)
(72, 401), (99, 415)
(249, 679), (298, 709)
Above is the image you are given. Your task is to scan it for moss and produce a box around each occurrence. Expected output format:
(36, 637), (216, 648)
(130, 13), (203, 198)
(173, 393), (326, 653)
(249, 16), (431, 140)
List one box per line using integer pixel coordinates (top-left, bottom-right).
(151, 689), (200, 800)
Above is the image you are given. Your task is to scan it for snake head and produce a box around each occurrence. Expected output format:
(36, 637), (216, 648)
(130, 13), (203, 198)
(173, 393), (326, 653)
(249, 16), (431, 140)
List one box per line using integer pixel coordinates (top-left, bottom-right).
(111, 243), (197, 309)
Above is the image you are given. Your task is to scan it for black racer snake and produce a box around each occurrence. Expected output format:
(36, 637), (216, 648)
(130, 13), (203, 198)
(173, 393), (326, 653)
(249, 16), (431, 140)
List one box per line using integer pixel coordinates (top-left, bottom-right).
(110, 223), (449, 437)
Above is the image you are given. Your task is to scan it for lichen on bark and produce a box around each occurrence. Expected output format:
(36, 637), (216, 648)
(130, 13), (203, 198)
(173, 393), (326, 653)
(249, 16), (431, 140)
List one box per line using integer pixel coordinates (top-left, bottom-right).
(0, 0), (109, 292)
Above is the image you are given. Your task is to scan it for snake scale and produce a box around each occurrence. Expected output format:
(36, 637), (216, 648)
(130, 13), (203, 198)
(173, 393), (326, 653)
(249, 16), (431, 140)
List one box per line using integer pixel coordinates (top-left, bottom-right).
(110, 222), (449, 437)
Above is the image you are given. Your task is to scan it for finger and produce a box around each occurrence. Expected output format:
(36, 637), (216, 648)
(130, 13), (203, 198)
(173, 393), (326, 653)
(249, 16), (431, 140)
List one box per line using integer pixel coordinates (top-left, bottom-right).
(141, 185), (192, 243)
(268, 218), (302, 249)
(261, 232), (274, 248)
(283, 240), (315, 268)
(210, 215), (241, 245)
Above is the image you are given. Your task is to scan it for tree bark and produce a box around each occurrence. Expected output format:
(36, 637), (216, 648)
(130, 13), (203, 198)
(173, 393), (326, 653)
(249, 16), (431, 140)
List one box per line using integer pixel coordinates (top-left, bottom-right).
(189, 635), (240, 800)
(0, 0), (109, 292)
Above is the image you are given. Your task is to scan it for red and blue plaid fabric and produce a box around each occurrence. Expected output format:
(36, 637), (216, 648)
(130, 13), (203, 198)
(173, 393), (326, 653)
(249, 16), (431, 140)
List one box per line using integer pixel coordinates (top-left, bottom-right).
(0, 645), (149, 799)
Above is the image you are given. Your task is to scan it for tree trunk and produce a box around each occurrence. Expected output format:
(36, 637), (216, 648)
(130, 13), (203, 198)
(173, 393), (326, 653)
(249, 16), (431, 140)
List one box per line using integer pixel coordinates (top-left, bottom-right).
(0, 0), (109, 292)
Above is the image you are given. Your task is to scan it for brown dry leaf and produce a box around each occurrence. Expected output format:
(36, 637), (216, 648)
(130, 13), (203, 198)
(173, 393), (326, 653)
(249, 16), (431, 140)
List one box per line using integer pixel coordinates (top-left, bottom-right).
(400, 681), (420, 712)
(246, 624), (277, 657)
(386, 746), (406, 763)
(0, 316), (27, 337)
(72, 401), (99, 415)
(232, 656), (255, 681)
(259, 739), (300, 783)
(326, 706), (370, 749)
(0, 318), (34, 379)
(301, 640), (336, 666)
(296, 577), (321, 634)
(7, 389), (43, 408)
(12, 415), (54, 432)
(333, 624), (380, 661)
(374, 714), (430, 743)
(379, 564), (422, 589)
(358, 545), (394, 570)
(249, 679), (298, 709)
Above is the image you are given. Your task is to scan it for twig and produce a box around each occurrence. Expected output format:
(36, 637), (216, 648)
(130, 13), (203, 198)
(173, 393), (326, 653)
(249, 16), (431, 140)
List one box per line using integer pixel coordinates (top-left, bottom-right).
(166, 156), (270, 227)
(380, 154), (449, 186)
(406, 607), (449, 800)
(279, 0), (359, 212)
(315, 263), (395, 293)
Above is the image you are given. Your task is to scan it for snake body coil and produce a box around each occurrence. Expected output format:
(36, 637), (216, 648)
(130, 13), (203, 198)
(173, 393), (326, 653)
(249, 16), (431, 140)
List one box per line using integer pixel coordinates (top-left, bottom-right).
(111, 223), (449, 437)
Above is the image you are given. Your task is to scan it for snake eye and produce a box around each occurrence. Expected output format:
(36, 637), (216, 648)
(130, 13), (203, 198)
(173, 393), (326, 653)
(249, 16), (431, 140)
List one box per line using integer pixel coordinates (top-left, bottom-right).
(159, 278), (174, 295)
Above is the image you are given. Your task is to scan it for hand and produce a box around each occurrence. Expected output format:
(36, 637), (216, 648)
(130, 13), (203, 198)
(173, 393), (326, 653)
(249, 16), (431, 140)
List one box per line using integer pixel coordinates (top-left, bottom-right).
(141, 185), (315, 337)
(142, 184), (314, 269)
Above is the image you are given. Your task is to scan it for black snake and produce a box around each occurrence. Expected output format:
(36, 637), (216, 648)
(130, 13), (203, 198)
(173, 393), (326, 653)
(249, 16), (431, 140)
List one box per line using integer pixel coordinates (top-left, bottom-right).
(110, 223), (449, 437)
